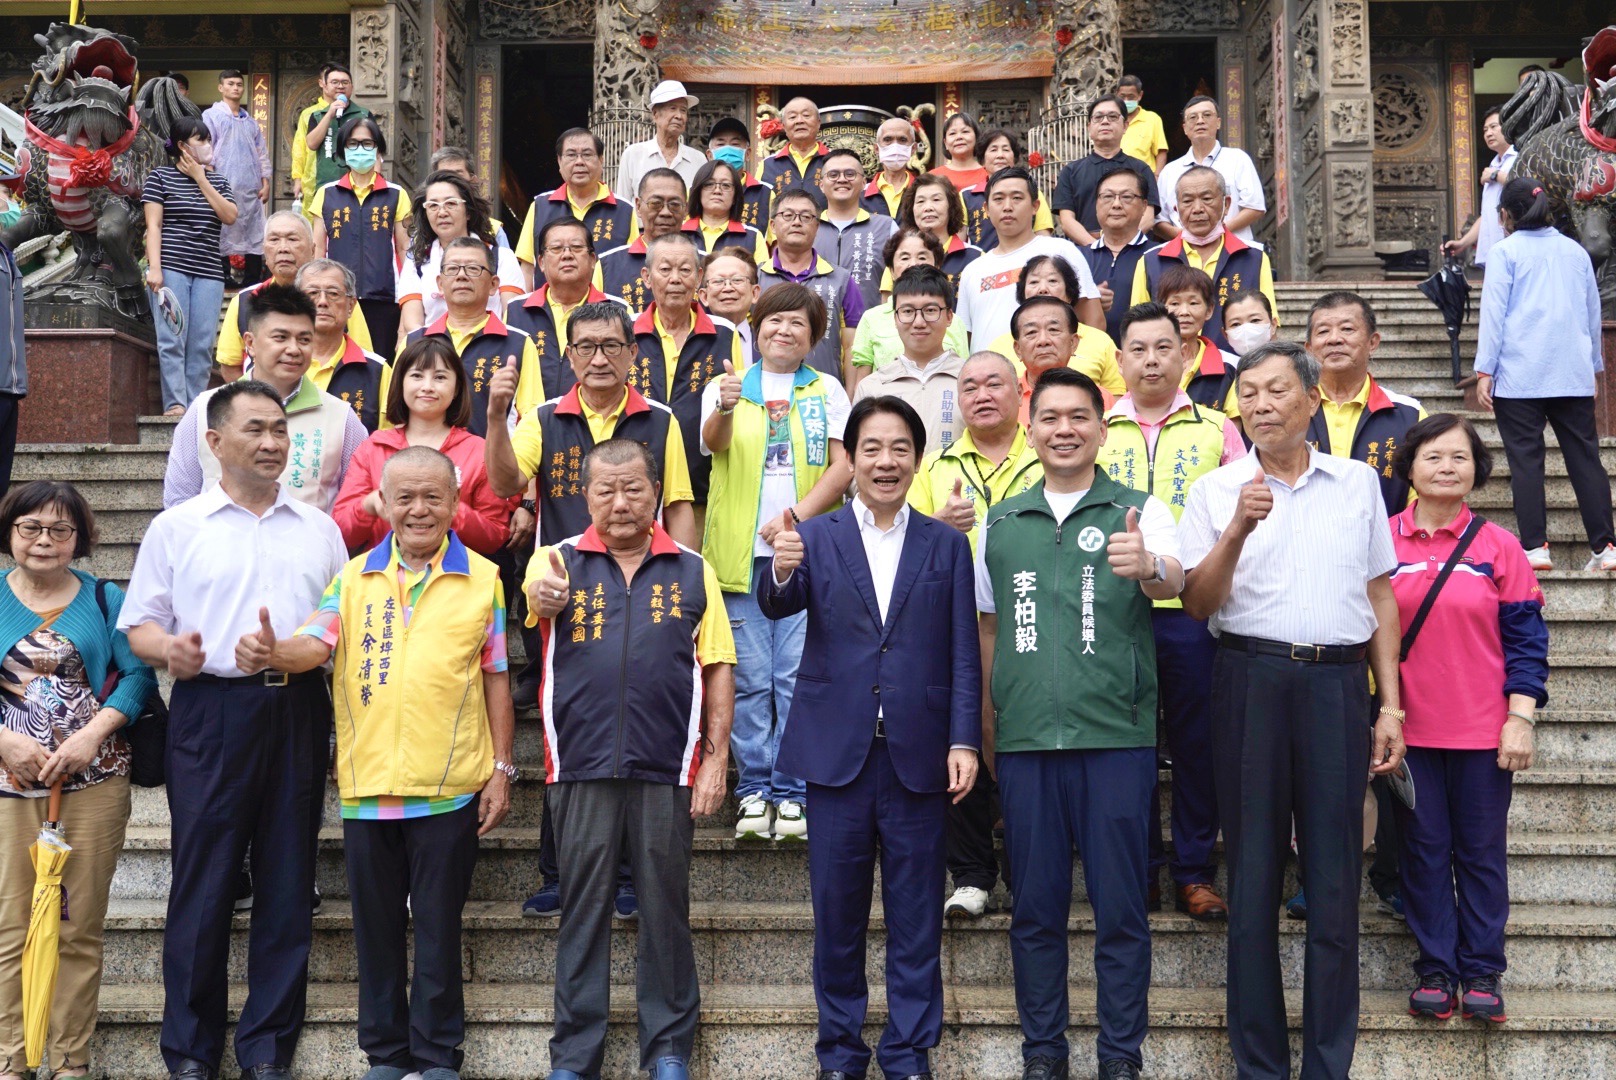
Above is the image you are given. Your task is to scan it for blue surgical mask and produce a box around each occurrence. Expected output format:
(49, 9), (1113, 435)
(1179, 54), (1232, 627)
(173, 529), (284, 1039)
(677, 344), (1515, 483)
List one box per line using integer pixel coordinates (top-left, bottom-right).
(345, 146), (378, 172)
(1123, 99), (1139, 114)
(712, 145), (747, 172)
(0, 205), (20, 229)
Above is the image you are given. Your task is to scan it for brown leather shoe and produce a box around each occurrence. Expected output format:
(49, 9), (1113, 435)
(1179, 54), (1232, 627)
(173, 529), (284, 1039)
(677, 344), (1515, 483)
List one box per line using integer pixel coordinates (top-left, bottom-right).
(1176, 882), (1228, 921)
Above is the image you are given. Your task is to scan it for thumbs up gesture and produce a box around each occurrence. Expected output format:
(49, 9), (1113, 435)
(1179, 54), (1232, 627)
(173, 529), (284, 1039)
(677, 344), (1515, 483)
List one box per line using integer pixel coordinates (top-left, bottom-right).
(487, 356), (519, 421)
(716, 358), (742, 412)
(939, 477), (978, 534)
(771, 510), (804, 576)
(234, 607), (277, 675)
(1106, 506), (1157, 581)
(1234, 463), (1274, 537)
(167, 630), (207, 681)
(527, 547), (571, 619)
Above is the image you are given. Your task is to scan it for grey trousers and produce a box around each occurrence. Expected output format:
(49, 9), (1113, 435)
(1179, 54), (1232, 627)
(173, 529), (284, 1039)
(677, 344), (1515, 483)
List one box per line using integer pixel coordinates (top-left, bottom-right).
(548, 779), (698, 1074)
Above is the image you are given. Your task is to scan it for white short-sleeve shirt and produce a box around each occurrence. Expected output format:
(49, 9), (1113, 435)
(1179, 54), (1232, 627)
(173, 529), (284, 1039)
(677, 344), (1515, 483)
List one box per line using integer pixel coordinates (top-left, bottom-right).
(1158, 142), (1267, 245)
(954, 235), (1100, 349)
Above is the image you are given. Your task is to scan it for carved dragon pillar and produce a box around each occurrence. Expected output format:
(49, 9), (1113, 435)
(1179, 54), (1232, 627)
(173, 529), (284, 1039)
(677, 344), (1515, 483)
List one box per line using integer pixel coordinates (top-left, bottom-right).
(1051, 0), (1122, 110)
(1297, 0), (1378, 278)
(592, 0), (663, 191)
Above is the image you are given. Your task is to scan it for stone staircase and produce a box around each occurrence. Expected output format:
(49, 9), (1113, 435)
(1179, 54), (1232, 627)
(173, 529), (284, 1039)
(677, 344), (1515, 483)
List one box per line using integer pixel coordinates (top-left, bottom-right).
(13, 282), (1616, 1077)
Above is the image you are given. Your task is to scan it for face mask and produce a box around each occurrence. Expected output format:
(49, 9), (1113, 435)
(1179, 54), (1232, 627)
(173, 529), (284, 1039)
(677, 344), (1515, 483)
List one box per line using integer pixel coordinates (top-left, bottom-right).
(712, 146), (747, 172)
(1123, 99), (1139, 114)
(0, 205), (20, 229)
(878, 143), (914, 170)
(187, 141), (214, 167)
(1180, 220), (1224, 248)
(1225, 321), (1273, 357)
(345, 146), (378, 172)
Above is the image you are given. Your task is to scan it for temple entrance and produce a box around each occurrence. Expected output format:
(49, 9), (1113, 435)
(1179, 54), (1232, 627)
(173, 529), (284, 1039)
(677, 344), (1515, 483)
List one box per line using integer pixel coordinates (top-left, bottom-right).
(497, 43), (593, 222)
(1119, 38), (1219, 162)
(776, 83), (941, 160)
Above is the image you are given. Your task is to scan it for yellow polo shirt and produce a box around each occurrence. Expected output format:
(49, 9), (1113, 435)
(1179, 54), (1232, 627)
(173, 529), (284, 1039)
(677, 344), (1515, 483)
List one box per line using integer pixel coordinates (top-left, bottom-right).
(307, 337), (394, 428)
(216, 291), (374, 369)
(1129, 236), (1278, 318)
(1320, 377), (1428, 458)
(989, 324), (1126, 398)
(306, 176), (414, 224)
(515, 182), (637, 263)
(508, 387), (694, 503)
(1120, 107), (1169, 168)
(652, 308), (747, 386)
(874, 172), (911, 216)
(1184, 337), (1241, 418)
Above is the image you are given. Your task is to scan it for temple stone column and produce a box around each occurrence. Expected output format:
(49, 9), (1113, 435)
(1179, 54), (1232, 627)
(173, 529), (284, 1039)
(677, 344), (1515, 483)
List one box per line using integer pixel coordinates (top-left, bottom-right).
(1030, 0), (1122, 190)
(591, 0), (662, 191)
(349, 0), (430, 189)
(1289, 0), (1378, 278)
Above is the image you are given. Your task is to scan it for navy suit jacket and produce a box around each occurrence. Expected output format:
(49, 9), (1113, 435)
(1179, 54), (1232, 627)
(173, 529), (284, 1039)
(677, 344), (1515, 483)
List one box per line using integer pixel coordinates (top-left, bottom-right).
(761, 506), (982, 794)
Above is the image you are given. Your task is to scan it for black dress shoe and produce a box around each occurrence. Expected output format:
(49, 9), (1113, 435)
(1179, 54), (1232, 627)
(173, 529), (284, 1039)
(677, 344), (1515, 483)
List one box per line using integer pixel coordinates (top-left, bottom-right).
(817, 1071), (864, 1080)
(243, 1066), (291, 1080)
(893, 1075), (933, 1079)
(1022, 1057), (1069, 1080)
(169, 1061), (213, 1080)
(1098, 1061), (1140, 1080)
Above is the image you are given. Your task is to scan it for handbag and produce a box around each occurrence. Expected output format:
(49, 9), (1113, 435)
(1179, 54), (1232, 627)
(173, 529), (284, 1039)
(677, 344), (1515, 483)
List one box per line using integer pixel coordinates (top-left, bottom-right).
(1398, 513), (1486, 663)
(93, 578), (169, 787)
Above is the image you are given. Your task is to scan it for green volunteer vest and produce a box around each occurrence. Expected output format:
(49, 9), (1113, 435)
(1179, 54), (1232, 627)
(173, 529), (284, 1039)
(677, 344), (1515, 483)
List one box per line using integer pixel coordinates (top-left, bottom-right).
(981, 473), (1157, 752)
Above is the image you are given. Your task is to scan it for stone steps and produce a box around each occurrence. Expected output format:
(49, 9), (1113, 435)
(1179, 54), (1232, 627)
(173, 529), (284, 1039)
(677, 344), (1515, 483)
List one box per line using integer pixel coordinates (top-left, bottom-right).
(107, 825), (1616, 907)
(88, 898), (1616, 995)
(78, 982), (1616, 1080)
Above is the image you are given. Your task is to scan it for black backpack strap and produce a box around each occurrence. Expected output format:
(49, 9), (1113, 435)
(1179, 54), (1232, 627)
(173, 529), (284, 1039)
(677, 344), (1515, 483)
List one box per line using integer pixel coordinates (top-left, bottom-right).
(1400, 514), (1486, 662)
(93, 576), (110, 621)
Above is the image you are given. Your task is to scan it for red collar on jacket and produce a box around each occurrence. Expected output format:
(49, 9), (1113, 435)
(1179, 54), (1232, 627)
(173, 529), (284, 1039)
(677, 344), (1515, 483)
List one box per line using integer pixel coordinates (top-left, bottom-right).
(336, 172), (390, 193)
(552, 382), (654, 419)
(523, 283), (610, 309)
(1155, 229), (1253, 261)
(681, 217), (749, 236)
(547, 185), (618, 207)
(424, 311), (510, 338)
(770, 142), (829, 160)
(633, 302), (717, 338)
(369, 424), (475, 454)
(574, 521), (681, 556)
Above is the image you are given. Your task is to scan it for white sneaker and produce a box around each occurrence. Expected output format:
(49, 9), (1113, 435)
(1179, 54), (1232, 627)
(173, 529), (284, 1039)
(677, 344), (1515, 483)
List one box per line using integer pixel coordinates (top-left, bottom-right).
(1584, 544), (1616, 572)
(1524, 545), (1554, 572)
(735, 794), (774, 840)
(944, 885), (991, 918)
(772, 799), (807, 841)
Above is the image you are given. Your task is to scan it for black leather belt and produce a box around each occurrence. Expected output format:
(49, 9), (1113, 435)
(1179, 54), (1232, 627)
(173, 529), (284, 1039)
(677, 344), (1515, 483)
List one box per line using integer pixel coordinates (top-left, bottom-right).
(191, 670), (325, 688)
(1218, 633), (1368, 664)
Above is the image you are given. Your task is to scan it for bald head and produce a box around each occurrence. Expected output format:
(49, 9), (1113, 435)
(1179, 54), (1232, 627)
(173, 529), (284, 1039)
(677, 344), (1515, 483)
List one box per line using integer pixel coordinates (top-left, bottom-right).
(382, 445), (458, 494)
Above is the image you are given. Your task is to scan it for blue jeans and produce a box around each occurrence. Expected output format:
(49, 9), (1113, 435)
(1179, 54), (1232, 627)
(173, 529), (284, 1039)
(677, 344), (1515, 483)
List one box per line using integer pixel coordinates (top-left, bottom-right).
(727, 557), (806, 804)
(152, 268), (225, 410)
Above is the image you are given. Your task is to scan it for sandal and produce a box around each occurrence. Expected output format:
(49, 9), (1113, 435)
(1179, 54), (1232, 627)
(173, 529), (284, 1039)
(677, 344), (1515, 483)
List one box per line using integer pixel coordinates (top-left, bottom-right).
(163, 404), (187, 417)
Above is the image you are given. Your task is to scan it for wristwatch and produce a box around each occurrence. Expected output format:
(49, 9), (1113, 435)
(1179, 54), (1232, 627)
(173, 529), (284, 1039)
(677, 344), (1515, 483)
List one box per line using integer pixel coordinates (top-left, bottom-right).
(519, 499), (536, 514)
(1151, 554), (1168, 583)
(493, 759), (520, 782)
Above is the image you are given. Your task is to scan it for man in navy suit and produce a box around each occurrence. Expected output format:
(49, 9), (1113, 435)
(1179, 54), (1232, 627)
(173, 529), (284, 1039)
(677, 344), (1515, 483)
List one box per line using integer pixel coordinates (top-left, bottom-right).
(762, 395), (983, 1080)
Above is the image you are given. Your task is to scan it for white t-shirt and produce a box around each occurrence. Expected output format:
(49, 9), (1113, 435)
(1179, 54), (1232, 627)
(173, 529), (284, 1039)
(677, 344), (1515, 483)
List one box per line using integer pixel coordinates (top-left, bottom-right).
(975, 488), (1180, 611)
(395, 238), (526, 325)
(699, 368), (853, 556)
(954, 234), (1100, 348)
(1158, 142), (1267, 244)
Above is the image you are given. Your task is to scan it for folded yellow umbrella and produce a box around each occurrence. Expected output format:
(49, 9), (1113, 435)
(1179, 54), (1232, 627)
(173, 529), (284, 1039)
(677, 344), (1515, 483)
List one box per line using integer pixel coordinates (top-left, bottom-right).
(22, 781), (70, 1070)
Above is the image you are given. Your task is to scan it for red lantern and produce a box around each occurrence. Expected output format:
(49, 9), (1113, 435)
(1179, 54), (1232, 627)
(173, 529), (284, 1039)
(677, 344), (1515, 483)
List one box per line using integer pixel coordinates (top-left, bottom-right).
(1027, 151), (1045, 168)
(1055, 25), (1074, 49)
(638, 31), (658, 50)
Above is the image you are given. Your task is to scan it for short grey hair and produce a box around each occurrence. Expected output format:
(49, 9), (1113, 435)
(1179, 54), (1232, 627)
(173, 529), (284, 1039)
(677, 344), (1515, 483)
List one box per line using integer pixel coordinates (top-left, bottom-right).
(265, 209), (314, 239)
(429, 145), (473, 171)
(1235, 339), (1321, 392)
(644, 232), (701, 266)
(1176, 163), (1227, 201)
(294, 257), (356, 297)
(963, 349), (1018, 381)
(582, 437), (658, 487)
(566, 300), (635, 344)
(381, 445), (458, 491)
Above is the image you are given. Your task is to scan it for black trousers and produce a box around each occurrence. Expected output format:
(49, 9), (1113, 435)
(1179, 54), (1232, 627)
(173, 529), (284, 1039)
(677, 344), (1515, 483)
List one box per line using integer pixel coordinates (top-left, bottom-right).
(1493, 395), (1614, 551)
(1212, 644), (1370, 1080)
(0, 392), (18, 501)
(345, 799), (481, 1072)
(160, 677), (331, 1073)
(359, 297), (402, 361)
(945, 750), (1003, 892)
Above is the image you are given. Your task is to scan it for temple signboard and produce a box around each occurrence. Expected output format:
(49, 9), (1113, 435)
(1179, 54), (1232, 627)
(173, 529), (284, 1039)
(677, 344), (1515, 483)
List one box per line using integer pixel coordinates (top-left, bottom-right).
(656, 0), (1056, 85)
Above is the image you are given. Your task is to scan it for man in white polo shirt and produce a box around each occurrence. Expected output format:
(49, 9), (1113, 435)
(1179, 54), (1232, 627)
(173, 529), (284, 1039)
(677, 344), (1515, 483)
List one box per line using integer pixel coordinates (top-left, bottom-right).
(615, 80), (707, 202)
(1156, 96), (1265, 244)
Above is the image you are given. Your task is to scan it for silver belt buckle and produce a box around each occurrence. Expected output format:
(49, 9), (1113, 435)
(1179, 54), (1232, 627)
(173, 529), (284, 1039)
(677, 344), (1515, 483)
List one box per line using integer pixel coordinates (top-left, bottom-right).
(1290, 643), (1320, 662)
(263, 670), (289, 687)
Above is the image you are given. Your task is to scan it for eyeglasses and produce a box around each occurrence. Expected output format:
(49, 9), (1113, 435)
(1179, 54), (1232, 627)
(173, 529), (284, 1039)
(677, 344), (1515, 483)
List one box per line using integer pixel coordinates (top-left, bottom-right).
(422, 198), (465, 213)
(642, 198), (687, 213)
(303, 287), (352, 301)
(13, 520), (76, 542)
(895, 304), (949, 323)
(559, 149), (598, 161)
(704, 182), (735, 193)
(704, 275), (752, 289)
(1090, 113), (1124, 124)
(345, 139), (378, 150)
(543, 242), (589, 256)
(440, 264), (490, 279)
(774, 210), (816, 224)
(822, 170), (862, 181)
(570, 340), (632, 359)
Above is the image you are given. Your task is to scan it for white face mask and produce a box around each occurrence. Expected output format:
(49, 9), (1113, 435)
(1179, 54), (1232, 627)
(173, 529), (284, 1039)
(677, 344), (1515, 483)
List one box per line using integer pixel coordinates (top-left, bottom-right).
(1224, 321), (1273, 358)
(187, 140), (214, 167)
(877, 142), (914, 170)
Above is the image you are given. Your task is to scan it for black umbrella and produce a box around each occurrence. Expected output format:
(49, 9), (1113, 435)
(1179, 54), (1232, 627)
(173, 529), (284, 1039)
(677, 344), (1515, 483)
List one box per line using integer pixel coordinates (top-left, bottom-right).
(1418, 245), (1472, 385)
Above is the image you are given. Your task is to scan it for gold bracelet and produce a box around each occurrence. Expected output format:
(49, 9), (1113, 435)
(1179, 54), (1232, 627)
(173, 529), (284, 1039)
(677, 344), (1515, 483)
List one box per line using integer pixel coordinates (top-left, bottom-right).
(1378, 706), (1405, 723)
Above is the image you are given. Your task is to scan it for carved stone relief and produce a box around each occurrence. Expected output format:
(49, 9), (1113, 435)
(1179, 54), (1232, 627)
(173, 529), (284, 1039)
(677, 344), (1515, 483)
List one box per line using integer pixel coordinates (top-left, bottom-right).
(1300, 121), (1320, 167)
(437, 0), (469, 148)
(1119, 0), (1239, 33)
(593, 0), (661, 118)
(1375, 197), (1442, 264)
(1330, 162), (1372, 248)
(1327, 0), (1367, 85)
(398, 6), (424, 112)
(687, 87), (749, 144)
(1374, 161), (1441, 188)
(1328, 98), (1369, 145)
(1292, 3), (1320, 110)
(352, 8), (392, 99)
(478, 0), (595, 40)
(1372, 68), (1436, 154)
(1304, 176), (1326, 261)
(1051, 0), (1122, 108)
(1254, 69), (1275, 161)
(965, 81), (1044, 137)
